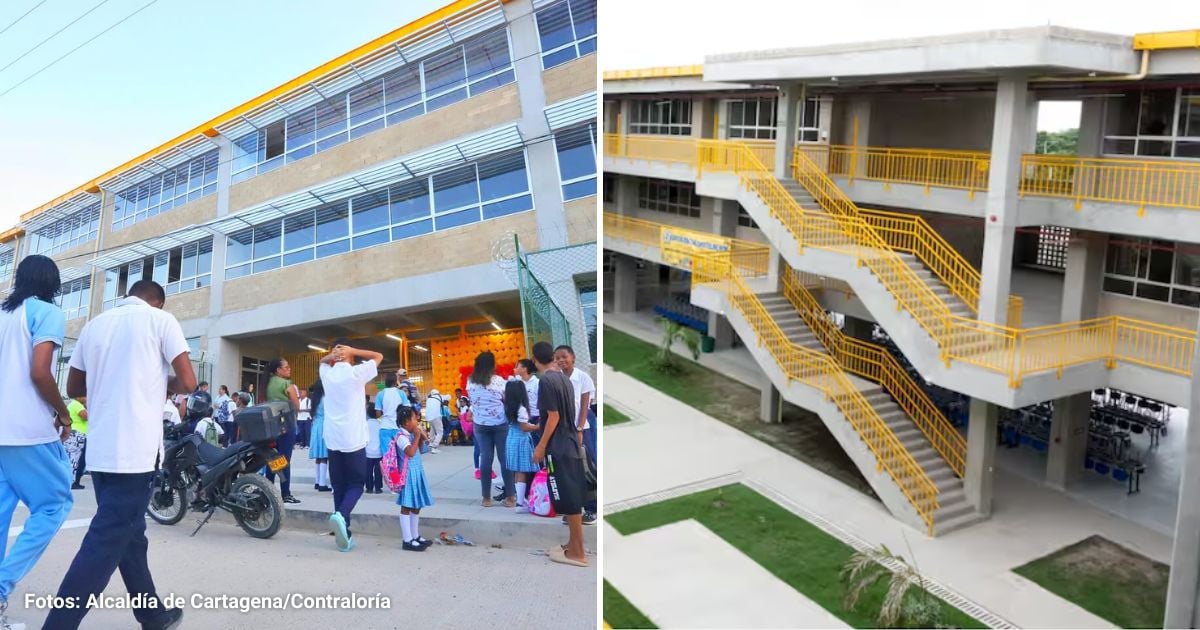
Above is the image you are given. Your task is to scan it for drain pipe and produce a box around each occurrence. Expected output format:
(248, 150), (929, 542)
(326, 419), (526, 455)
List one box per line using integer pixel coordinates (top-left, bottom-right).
(1031, 48), (1149, 83)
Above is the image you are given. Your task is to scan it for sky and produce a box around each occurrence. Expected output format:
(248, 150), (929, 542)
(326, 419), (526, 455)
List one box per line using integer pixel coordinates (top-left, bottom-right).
(600, 0), (1198, 134)
(0, 0), (447, 226)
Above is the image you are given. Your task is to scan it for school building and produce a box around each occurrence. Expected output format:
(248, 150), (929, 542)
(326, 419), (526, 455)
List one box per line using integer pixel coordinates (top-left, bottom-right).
(602, 25), (1200, 559)
(0, 0), (598, 403)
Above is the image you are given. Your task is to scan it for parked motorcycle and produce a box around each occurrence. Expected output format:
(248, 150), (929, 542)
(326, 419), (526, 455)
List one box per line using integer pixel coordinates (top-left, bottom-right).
(147, 401), (292, 539)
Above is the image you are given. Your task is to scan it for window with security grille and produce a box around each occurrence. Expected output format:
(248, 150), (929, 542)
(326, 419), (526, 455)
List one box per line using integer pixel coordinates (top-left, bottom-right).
(1036, 226), (1070, 269)
(737, 205), (758, 228)
(629, 99), (692, 136)
(636, 178), (700, 218)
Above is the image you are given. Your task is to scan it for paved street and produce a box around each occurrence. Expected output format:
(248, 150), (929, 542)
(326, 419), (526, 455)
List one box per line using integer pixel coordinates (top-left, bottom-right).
(4, 446), (596, 629)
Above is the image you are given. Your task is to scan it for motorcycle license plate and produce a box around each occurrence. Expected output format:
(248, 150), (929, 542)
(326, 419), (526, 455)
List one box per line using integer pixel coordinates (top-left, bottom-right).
(267, 456), (287, 472)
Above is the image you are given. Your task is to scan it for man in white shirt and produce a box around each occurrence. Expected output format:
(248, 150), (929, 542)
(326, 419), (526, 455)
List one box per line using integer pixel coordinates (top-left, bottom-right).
(424, 389), (444, 453)
(319, 339), (381, 552)
(163, 395), (181, 425)
(555, 345), (596, 525)
(47, 280), (195, 630)
(296, 389), (313, 448)
(0, 255), (74, 630)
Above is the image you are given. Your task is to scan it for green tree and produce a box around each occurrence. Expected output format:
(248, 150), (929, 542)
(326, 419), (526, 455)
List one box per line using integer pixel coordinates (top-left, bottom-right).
(1035, 128), (1079, 155)
(653, 317), (701, 373)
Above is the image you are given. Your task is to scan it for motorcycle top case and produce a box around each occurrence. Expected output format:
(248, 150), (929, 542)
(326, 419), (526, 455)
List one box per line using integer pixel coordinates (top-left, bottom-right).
(236, 401), (295, 443)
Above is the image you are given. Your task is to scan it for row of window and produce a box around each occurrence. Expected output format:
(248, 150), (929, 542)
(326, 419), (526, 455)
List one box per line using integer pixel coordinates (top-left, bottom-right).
(629, 99), (693, 136)
(536, 0), (596, 70)
(30, 203), (101, 256)
(625, 97), (822, 141)
(556, 123), (597, 201)
(1104, 238), (1200, 307)
(113, 150), (219, 230)
(57, 277), (91, 321)
(232, 27), (515, 183)
(1102, 88), (1200, 158)
(0, 250), (12, 281)
(102, 239), (214, 311)
(226, 149), (534, 279)
(637, 178), (700, 217)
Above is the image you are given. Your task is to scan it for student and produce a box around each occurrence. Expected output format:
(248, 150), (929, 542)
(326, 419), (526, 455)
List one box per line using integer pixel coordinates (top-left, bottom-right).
(516, 358), (541, 445)
(556, 345), (597, 525)
(214, 385), (236, 445)
(194, 414), (224, 446)
(532, 341), (587, 568)
(503, 379), (539, 510)
(296, 388), (313, 449)
(66, 396), (89, 490)
(163, 394), (181, 425)
(0, 255), (74, 630)
(394, 406), (434, 552)
(307, 381), (331, 492)
(365, 394), (383, 495)
(320, 340), (382, 552)
(467, 351), (513, 507)
(424, 389), (445, 453)
(48, 279), (196, 629)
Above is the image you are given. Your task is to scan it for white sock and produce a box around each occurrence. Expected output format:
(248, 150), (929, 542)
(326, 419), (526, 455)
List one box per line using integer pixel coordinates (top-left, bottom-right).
(411, 514), (421, 541)
(316, 463), (327, 486)
(400, 513), (413, 542)
(515, 482), (527, 505)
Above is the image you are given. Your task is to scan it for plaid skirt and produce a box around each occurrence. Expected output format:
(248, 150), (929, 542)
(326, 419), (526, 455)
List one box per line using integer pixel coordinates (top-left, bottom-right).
(504, 423), (537, 473)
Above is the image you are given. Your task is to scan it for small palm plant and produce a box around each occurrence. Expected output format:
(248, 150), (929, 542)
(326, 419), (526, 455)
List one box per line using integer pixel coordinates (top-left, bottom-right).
(653, 317), (701, 373)
(841, 543), (944, 628)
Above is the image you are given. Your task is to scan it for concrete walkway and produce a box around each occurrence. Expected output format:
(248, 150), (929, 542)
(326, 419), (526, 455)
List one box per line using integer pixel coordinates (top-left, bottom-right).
(604, 365), (1174, 629)
(604, 519), (849, 629)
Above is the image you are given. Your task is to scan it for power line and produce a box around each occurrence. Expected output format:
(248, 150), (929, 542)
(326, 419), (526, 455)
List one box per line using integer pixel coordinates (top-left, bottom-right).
(0, 0), (160, 99)
(0, 0), (50, 38)
(0, 0), (111, 75)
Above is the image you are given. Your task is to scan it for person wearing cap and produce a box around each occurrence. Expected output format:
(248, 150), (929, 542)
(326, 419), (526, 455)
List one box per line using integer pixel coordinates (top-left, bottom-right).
(424, 389), (445, 454)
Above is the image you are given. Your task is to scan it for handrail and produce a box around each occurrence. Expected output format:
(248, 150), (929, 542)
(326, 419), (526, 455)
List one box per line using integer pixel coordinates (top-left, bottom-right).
(1020, 153), (1200, 214)
(603, 213), (771, 277)
(783, 269), (966, 477)
(795, 144), (990, 194)
(603, 133), (698, 166)
(691, 251), (940, 534)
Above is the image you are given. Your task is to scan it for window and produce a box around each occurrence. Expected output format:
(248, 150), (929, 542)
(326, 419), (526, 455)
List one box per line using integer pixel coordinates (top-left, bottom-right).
(637, 178), (700, 218)
(798, 97), (822, 143)
(103, 238), (213, 310)
(30, 202), (100, 256)
(737, 205), (758, 228)
(602, 173), (617, 203)
(57, 276), (91, 321)
(113, 151), (218, 230)
(1102, 88), (1200, 158)
(226, 149), (532, 278)
(231, 27), (514, 183)
(629, 99), (692, 136)
(1102, 238), (1200, 307)
(577, 282), (597, 361)
(0, 250), (12, 281)
(727, 98), (777, 140)
(555, 123), (597, 200)
(536, 0), (596, 69)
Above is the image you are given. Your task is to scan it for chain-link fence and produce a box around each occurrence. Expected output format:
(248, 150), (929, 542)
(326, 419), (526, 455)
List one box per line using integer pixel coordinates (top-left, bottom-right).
(516, 233), (573, 359)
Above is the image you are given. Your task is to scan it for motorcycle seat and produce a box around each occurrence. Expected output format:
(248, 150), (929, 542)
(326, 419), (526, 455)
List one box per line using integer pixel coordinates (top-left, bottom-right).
(196, 439), (239, 466)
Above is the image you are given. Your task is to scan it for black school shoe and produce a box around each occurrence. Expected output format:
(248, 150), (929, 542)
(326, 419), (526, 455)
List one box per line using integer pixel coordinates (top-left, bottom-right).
(402, 540), (427, 552)
(141, 607), (183, 630)
(283, 495), (301, 504)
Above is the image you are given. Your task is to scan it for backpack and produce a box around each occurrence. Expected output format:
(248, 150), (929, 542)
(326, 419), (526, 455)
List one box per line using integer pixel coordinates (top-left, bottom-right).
(203, 420), (220, 446)
(380, 435), (409, 493)
(528, 468), (555, 517)
(215, 399), (231, 423)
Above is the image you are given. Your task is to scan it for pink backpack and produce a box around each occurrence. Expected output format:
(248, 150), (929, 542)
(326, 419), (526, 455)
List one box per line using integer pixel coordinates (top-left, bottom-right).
(528, 468), (556, 517)
(380, 436), (409, 493)
(461, 408), (474, 439)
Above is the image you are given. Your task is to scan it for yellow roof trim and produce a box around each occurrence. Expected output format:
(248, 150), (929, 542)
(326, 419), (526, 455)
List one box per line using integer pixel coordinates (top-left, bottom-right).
(22, 0), (512, 223)
(1134, 29), (1200, 50)
(603, 65), (704, 80)
(0, 227), (24, 244)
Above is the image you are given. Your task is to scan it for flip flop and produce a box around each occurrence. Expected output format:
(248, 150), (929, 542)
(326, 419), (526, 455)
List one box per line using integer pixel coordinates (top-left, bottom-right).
(548, 545), (588, 568)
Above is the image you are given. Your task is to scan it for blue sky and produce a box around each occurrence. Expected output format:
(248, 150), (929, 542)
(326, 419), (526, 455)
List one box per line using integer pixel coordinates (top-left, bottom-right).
(0, 0), (447, 226)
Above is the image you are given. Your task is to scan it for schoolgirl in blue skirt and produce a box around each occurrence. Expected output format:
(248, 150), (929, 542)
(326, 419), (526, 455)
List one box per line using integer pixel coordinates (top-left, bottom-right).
(503, 379), (539, 511)
(394, 406), (433, 552)
(307, 380), (330, 491)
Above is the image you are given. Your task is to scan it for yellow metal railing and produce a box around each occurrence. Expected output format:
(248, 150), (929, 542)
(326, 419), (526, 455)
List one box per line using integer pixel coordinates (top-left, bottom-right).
(692, 252), (940, 534)
(1020, 154), (1200, 215)
(604, 133), (698, 166)
(782, 269), (967, 477)
(603, 212), (771, 277)
(796, 145), (991, 196)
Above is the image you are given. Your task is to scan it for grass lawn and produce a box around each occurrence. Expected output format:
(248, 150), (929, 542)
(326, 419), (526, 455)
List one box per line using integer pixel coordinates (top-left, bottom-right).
(605, 404), (633, 426)
(1014, 535), (1168, 629)
(607, 483), (985, 629)
(604, 326), (874, 496)
(604, 580), (657, 629)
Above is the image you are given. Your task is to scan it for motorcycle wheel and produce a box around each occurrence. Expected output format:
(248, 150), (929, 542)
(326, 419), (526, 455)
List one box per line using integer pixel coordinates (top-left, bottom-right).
(146, 475), (187, 525)
(230, 474), (284, 539)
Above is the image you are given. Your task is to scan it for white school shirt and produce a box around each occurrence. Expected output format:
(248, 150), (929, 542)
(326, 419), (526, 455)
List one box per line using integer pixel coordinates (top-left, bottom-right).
(319, 359), (378, 452)
(522, 375), (540, 419)
(70, 296), (190, 473)
(297, 396), (313, 421)
(567, 368), (595, 430)
(0, 298), (66, 445)
(163, 401), (181, 425)
(194, 417), (224, 437)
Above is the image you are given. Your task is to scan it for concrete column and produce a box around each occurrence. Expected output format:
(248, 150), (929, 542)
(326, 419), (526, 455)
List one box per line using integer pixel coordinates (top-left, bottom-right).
(209, 135), (233, 319)
(617, 174), (638, 216)
(505, 0), (565, 249)
(208, 336), (242, 398)
(964, 398), (998, 515)
(1024, 98), (1040, 154)
(1165, 316), (1200, 628)
(708, 311), (734, 350)
(774, 83), (805, 178)
(977, 75), (1032, 324)
(1077, 98), (1105, 158)
(713, 199), (738, 237)
(696, 97), (718, 139)
(619, 99), (631, 135)
(1045, 393), (1091, 489)
(847, 96), (873, 178)
(760, 381), (782, 423)
(603, 99), (619, 134)
(842, 315), (875, 342)
(611, 254), (637, 313)
(1059, 230), (1106, 322)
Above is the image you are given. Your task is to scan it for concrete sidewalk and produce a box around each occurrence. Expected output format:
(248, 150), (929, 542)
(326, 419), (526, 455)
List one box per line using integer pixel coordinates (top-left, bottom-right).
(604, 365), (1173, 629)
